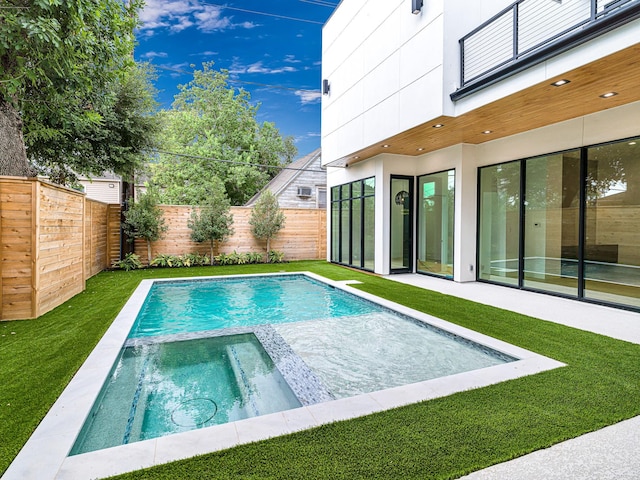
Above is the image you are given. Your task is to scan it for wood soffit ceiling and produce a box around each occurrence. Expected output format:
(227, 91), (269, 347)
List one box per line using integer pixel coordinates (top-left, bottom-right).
(336, 43), (640, 168)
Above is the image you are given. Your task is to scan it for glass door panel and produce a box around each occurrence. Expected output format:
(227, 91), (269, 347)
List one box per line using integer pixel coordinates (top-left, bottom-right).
(585, 139), (640, 307)
(363, 195), (375, 270)
(478, 162), (520, 286)
(523, 151), (580, 296)
(390, 176), (413, 272)
(417, 170), (455, 278)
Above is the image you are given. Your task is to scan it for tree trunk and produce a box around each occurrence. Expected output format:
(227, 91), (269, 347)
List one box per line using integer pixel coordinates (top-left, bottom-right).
(265, 238), (271, 263)
(210, 240), (215, 266)
(0, 98), (35, 177)
(146, 239), (152, 266)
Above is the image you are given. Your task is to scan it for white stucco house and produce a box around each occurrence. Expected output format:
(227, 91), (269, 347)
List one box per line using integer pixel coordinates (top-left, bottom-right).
(322, 0), (640, 310)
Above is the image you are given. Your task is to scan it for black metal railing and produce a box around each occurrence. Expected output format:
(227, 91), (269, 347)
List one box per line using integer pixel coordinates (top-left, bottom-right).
(459, 0), (639, 89)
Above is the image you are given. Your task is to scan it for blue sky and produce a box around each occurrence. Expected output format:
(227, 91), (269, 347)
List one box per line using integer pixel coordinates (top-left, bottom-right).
(135, 0), (337, 158)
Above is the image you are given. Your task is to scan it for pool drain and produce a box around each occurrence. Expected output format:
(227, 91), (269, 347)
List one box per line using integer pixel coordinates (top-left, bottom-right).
(171, 398), (218, 427)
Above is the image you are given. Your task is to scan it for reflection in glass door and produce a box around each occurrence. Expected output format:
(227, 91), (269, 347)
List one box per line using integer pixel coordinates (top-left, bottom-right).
(523, 151), (580, 296)
(585, 140), (640, 308)
(390, 176), (413, 272)
(417, 170), (455, 278)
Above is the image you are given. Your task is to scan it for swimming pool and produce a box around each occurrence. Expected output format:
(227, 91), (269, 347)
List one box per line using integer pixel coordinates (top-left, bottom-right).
(5, 272), (565, 480)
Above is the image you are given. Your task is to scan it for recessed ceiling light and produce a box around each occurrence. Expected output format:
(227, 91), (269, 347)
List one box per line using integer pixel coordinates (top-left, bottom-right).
(353, 156), (360, 159)
(600, 92), (618, 98)
(551, 79), (571, 87)
(382, 144), (390, 148)
(629, 142), (637, 146)
(482, 130), (493, 134)
(432, 123), (444, 128)
(417, 148), (424, 151)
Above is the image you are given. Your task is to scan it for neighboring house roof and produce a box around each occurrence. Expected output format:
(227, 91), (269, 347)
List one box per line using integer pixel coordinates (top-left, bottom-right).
(245, 148), (323, 206)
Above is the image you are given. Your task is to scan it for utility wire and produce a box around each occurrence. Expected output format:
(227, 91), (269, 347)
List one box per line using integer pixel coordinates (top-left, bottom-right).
(299, 0), (339, 7)
(153, 149), (327, 173)
(199, 1), (325, 25)
(153, 64), (321, 94)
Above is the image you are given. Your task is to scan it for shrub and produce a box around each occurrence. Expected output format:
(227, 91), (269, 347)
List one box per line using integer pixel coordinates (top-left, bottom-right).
(113, 253), (143, 271)
(268, 250), (285, 263)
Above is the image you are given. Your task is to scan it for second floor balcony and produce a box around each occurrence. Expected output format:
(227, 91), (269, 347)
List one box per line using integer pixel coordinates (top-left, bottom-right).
(452, 0), (640, 100)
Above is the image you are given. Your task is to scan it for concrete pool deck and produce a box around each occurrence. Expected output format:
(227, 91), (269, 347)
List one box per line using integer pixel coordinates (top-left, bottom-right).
(390, 274), (640, 480)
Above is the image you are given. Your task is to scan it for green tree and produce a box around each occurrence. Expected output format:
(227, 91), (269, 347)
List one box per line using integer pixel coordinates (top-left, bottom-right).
(249, 190), (286, 261)
(33, 62), (161, 185)
(150, 63), (297, 205)
(188, 181), (235, 265)
(122, 191), (168, 265)
(0, 0), (145, 178)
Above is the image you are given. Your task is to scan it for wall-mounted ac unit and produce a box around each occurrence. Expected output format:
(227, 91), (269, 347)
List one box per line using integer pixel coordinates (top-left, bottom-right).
(297, 186), (312, 197)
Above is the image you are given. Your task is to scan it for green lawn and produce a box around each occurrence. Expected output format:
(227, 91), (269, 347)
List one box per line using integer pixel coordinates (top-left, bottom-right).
(1, 261), (639, 479)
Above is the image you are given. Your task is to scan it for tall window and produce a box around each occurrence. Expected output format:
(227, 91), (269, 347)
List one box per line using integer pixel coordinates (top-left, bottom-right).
(390, 176), (413, 272)
(584, 140), (640, 307)
(417, 170), (455, 278)
(523, 151), (580, 296)
(478, 161), (520, 286)
(330, 177), (375, 270)
(478, 137), (640, 310)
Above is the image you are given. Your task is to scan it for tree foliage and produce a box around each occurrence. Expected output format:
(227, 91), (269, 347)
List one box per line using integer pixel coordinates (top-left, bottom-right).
(187, 179), (235, 265)
(149, 63), (297, 206)
(249, 190), (285, 260)
(122, 191), (168, 265)
(0, 0), (156, 181)
(33, 62), (161, 185)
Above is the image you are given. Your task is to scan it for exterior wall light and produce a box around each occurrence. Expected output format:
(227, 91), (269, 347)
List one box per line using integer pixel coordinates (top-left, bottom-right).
(322, 79), (330, 95)
(412, 0), (423, 14)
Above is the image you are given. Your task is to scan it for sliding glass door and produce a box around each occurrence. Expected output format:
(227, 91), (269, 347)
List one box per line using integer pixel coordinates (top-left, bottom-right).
(417, 170), (455, 278)
(478, 161), (520, 286)
(584, 140), (640, 307)
(523, 150), (580, 296)
(478, 137), (640, 310)
(390, 176), (413, 272)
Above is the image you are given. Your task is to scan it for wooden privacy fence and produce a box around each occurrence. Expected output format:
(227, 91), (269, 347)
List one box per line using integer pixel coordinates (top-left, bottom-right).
(0, 178), (326, 320)
(0, 177), (119, 321)
(133, 205), (327, 265)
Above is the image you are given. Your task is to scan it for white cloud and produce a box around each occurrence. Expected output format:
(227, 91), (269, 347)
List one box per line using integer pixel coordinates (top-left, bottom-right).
(138, 0), (254, 34)
(232, 60), (298, 75)
(295, 89), (322, 105)
(284, 55), (301, 64)
(194, 5), (231, 32)
(141, 51), (169, 59)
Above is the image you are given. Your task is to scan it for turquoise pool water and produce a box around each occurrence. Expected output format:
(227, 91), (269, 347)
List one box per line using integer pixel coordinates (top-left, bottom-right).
(72, 274), (513, 455)
(129, 275), (379, 338)
(71, 334), (300, 455)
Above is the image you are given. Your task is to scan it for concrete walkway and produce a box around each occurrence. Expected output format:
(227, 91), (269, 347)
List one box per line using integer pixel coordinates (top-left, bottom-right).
(389, 274), (640, 480)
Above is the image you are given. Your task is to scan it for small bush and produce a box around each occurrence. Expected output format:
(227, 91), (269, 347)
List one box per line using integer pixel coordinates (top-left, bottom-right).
(268, 250), (285, 263)
(113, 253), (143, 271)
(182, 253), (210, 267)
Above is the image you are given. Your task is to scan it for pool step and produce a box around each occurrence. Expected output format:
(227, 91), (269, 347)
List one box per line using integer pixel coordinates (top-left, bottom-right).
(226, 343), (263, 418)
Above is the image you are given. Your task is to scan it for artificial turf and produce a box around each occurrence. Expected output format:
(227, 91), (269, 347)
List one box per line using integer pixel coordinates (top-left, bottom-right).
(1, 261), (638, 479)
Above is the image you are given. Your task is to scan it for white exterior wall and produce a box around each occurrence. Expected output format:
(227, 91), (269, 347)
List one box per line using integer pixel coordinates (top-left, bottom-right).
(323, 0), (640, 280)
(79, 179), (121, 204)
(322, 0), (447, 162)
(327, 100), (640, 277)
(323, 0), (640, 161)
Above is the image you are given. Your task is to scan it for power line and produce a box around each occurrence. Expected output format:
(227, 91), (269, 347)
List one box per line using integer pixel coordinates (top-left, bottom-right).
(199, 1), (325, 25)
(153, 149), (327, 173)
(153, 64), (321, 94)
(299, 0), (339, 8)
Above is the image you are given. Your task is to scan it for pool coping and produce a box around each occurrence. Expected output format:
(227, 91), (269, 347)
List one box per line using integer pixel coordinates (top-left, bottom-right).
(2, 272), (565, 480)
